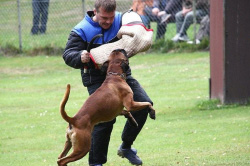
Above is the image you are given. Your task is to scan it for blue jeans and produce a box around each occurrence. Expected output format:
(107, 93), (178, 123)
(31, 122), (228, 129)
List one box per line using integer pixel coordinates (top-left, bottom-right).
(140, 15), (150, 28)
(87, 75), (152, 165)
(31, 0), (49, 34)
(175, 9), (207, 36)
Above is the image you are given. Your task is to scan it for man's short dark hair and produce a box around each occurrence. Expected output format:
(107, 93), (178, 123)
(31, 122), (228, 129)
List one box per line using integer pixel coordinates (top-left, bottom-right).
(95, 0), (116, 12)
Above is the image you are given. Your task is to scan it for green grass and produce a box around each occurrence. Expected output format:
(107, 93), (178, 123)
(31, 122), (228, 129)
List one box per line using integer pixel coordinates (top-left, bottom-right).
(0, 52), (249, 166)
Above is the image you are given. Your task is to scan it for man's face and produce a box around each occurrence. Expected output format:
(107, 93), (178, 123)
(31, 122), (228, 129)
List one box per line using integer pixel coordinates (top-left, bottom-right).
(94, 7), (115, 29)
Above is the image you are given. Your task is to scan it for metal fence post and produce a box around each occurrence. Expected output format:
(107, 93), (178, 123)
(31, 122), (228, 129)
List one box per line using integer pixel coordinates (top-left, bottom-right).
(82, 0), (86, 17)
(17, 0), (22, 52)
(193, 0), (197, 44)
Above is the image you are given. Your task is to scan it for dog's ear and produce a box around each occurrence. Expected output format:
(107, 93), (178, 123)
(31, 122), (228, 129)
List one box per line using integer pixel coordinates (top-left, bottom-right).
(121, 60), (129, 73)
(100, 61), (109, 75)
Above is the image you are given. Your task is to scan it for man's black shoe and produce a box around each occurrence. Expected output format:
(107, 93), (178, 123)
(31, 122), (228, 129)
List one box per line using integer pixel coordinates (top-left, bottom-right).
(117, 145), (142, 165)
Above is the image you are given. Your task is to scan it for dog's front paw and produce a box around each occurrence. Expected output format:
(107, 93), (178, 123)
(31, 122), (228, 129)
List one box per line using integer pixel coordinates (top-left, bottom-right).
(148, 106), (156, 120)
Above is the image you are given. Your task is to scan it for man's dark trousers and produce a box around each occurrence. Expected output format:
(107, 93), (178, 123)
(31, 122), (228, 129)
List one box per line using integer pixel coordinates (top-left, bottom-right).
(87, 75), (153, 165)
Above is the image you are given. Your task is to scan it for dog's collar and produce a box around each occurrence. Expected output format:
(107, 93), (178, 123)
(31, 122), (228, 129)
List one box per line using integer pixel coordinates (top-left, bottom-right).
(107, 72), (126, 80)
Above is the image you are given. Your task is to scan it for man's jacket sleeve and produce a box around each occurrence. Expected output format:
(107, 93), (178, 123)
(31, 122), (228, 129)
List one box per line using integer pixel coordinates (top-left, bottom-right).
(63, 31), (87, 69)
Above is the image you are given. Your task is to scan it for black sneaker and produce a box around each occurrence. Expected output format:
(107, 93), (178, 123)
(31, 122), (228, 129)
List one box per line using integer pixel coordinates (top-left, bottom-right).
(117, 145), (142, 165)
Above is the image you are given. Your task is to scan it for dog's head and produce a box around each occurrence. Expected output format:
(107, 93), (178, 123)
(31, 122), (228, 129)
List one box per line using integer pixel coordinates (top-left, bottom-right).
(101, 49), (129, 74)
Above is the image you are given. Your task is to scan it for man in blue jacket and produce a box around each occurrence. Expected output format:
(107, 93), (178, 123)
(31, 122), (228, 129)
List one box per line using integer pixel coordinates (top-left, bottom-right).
(63, 0), (153, 165)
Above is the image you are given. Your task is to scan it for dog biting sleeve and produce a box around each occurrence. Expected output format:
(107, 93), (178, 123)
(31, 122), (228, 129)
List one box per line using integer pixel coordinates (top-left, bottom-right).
(90, 11), (153, 68)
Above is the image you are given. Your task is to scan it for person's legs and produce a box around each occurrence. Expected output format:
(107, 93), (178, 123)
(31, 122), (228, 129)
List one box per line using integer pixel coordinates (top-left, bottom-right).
(175, 11), (184, 34)
(196, 15), (210, 41)
(195, 9), (208, 23)
(144, 6), (166, 39)
(172, 11), (184, 41)
(87, 83), (115, 165)
(144, 6), (156, 21)
(31, 0), (40, 34)
(178, 11), (194, 36)
(140, 15), (150, 29)
(121, 76), (152, 149)
(179, 9), (207, 36)
(117, 76), (152, 165)
(87, 76), (153, 165)
(40, 0), (49, 33)
(88, 120), (116, 165)
(156, 21), (167, 40)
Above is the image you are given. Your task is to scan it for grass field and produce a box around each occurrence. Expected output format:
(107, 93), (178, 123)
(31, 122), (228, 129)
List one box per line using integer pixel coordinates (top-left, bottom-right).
(0, 52), (249, 166)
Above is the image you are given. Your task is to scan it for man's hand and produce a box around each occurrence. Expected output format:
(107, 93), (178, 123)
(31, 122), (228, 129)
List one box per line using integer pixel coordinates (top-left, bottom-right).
(152, 7), (160, 16)
(182, 7), (192, 16)
(81, 50), (90, 63)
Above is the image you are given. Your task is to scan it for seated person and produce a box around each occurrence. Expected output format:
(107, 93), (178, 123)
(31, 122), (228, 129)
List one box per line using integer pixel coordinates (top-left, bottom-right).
(150, 0), (183, 40)
(187, 14), (210, 44)
(132, 0), (165, 40)
(156, 0), (183, 24)
(131, 0), (154, 27)
(172, 0), (209, 42)
(141, 0), (167, 39)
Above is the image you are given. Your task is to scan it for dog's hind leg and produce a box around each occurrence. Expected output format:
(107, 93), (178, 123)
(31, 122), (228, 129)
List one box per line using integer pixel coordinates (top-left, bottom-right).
(57, 129), (92, 166)
(58, 134), (72, 159)
(57, 151), (86, 166)
(120, 110), (138, 127)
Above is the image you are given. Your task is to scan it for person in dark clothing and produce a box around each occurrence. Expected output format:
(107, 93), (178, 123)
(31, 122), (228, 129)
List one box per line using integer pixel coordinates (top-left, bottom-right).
(31, 0), (50, 35)
(154, 0), (183, 24)
(131, 0), (154, 28)
(62, 0), (153, 165)
(144, 0), (182, 39)
(187, 14), (210, 44)
(172, 0), (209, 42)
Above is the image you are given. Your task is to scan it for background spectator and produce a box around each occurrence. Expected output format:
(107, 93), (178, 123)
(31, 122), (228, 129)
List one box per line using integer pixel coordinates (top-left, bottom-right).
(172, 0), (209, 42)
(152, 0), (183, 39)
(131, 0), (154, 28)
(143, 0), (167, 39)
(187, 14), (210, 44)
(156, 0), (183, 24)
(31, 0), (50, 35)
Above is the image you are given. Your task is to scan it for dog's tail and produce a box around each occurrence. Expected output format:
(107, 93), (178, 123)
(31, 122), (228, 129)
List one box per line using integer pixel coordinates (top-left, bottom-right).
(60, 84), (74, 124)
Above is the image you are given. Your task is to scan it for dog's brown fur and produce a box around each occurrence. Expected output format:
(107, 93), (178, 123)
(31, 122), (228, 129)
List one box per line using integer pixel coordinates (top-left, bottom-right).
(57, 50), (155, 166)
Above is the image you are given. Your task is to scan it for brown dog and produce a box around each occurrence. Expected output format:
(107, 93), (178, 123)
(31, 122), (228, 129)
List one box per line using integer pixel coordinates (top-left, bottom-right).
(57, 49), (155, 166)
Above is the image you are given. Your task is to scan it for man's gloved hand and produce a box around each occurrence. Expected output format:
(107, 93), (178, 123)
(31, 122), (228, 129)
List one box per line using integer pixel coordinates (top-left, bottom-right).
(81, 50), (90, 63)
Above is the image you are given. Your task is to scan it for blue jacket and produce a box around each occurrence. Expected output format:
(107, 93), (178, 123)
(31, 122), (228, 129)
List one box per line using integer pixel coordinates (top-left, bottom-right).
(63, 11), (131, 87)
(73, 11), (122, 45)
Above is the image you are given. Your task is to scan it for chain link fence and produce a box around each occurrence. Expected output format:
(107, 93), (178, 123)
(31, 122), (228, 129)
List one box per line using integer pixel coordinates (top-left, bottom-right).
(0, 0), (209, 53)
